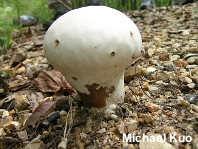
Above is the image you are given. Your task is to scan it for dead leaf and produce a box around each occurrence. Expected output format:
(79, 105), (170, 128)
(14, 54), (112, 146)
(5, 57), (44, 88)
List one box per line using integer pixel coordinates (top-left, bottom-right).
(24, 99), (55, 128)
(24, 134), (45, 149)
(11, 53), (26, 67)
(34, 70), (74, 93)
(15, 94), (30, 110)
(9, 81), (35, 91)
(0, 117), (12, 128)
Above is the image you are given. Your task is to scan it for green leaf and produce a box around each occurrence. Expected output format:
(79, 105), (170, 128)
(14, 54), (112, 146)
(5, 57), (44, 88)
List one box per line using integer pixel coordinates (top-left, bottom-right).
(0, 37), (7, 45)
(0, 71), (10, 78)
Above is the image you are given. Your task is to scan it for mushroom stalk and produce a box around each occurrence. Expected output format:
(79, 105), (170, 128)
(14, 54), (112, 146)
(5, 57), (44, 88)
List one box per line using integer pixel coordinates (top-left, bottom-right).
(44, 6), (142, 112)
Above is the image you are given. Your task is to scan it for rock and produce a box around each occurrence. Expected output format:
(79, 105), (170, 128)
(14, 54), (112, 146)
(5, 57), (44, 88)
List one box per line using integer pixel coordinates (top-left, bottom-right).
(148, 48), (155, 57)
(181, 77), (193, 84)
(191, 104), (198, 112)
(139, 134), (174, 149)
(47, 112), (60, 122)
(0, 128), (4, 136)
(188, 47), (197, 53)
(170, 81), (178, 87)
(163, 61), (173, 67)
(0, 116), (12, 128)
(183, 53), (198, 59)
(58, 138), (67, 149)
(60, 110), (67, 116)
(187, 56), (198, 64)
(60, 115), (67, 124)
(128, 144), (135, 149)
(169, 55), (180, 61)
(148, 86), (158, 92)
(138, 113), (153, 124)
(16, 66), (26, 74)
(165, 64), (174, 71)
(186, 65), (197, 69)
(80, 133), (87, 139)
(173, 60), (188, 68)
(187, 83), (196, 89)
(17, 130), (28, 141)
(108, 120), (115, 126)
(8, 121), (22, 130)
(24, 134), (45, 149)
(144, 67), (156, 76)
(1, 110), (9, 118)
(115, 120), (127, 134)
(155, 80), (163, 85)
(184, 95), (198, 105)
(177, 98), (190, 107)
(125, 119), (139, 132)
(172, 43), (181, 48)
(181, 29), (190, 36)
(41, 131), (50, 139)
(110, 114), (119, 121)
(148, 103), (160, 112)
(191, 75), (198, 85)
(40, 120), (50, 129)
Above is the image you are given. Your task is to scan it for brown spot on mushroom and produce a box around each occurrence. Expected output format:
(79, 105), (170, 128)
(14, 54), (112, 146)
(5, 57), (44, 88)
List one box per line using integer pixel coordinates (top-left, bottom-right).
(111, 51), (115, 56)
(72, 77), (78, 81)
(78, 83), (115, 108)
(54, 39), (59, 48)
(130, 31), (133, 37)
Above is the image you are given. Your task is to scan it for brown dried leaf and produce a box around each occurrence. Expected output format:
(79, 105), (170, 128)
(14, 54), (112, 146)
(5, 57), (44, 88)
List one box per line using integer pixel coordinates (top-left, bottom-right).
(35, 70), (73, 93)
(24, 99), (55, 128)
(11, 53), (26, 67)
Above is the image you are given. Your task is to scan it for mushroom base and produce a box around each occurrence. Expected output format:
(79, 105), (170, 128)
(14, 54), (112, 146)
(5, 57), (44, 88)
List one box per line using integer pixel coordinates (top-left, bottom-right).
(76, 73), (125, 112)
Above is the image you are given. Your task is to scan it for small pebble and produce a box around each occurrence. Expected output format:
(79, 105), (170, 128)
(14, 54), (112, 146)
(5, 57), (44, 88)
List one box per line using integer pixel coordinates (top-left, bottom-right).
(47, 112), (60, 122)
(173, 43), (181, 48)
(177, 99), (190, 107)
(148, 103), (160, 112)
(2, 110), (9, 118)
(184, 95), (198, 105)
(187, 56), (198, 64)
(144, 67), (156, 76)
(16, 66), (26, 74)
(148, 86), (158, 92)
(169, 55), (180, 61)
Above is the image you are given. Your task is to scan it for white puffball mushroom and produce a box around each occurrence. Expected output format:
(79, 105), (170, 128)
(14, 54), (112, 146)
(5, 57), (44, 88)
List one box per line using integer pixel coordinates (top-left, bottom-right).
(44, 6), (142, 112)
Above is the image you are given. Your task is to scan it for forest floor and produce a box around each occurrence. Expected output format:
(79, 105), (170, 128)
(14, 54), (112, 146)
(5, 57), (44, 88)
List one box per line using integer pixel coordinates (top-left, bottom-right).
(0, 2), (198, 149)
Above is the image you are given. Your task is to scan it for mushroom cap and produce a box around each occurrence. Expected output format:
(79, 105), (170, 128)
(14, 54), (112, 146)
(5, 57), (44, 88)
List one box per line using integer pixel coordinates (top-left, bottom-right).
(44, 6), (142, 92)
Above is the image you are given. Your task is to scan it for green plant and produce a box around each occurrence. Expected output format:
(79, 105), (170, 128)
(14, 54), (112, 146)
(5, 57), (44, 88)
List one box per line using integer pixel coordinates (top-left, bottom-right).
(0, 71), (10, 79)
(0, 31), (13, 55)
(13, 0), (28, 29)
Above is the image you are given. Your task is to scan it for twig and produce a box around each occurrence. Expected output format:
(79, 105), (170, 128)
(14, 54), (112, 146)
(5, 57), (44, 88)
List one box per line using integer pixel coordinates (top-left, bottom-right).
(6, 143), (18, 149)
(62, 96), (75, 148)
(0, 137), (23, 143)
(56, 0), (72, 10)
